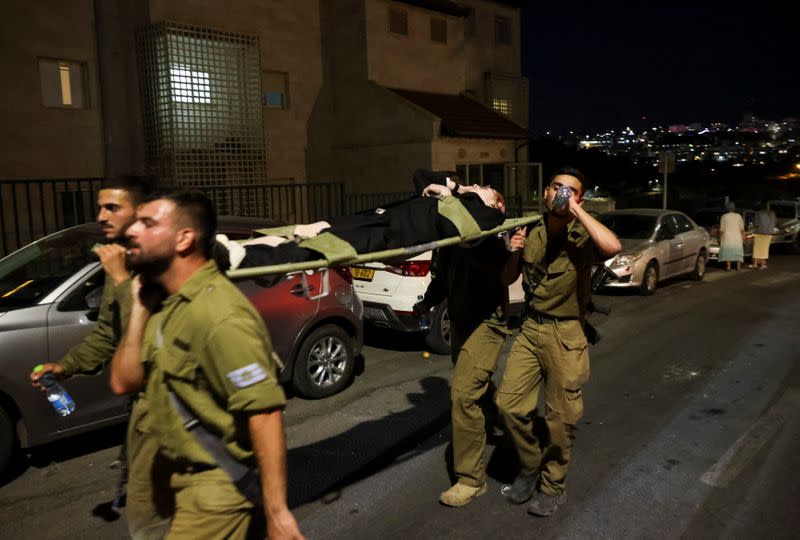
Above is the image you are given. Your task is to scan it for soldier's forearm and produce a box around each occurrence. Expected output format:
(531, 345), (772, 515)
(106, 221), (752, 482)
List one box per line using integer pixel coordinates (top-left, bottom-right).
(109, 310), (147, 395)
(249, 410), (291, 515)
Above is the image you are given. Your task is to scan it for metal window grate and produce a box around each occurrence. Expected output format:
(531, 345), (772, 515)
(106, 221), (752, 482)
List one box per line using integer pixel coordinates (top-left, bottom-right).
(138, 22), (266, 215)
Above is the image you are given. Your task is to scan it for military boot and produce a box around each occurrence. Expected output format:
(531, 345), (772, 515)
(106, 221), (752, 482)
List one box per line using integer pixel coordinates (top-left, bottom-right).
(439, 482), (488, 507)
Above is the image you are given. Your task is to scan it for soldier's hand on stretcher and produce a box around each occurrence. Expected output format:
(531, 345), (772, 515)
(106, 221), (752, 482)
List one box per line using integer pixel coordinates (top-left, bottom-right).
(508, 228), (526, 252)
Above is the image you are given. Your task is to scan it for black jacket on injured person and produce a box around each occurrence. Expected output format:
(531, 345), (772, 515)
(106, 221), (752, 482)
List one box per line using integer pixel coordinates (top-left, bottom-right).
(235, 170), (505, 268)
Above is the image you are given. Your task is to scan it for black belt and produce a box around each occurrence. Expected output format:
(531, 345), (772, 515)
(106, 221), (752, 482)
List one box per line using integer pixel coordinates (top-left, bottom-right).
(528, 311), (577, 324)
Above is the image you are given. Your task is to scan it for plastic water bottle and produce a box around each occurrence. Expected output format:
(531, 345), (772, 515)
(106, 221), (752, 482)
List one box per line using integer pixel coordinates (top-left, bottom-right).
(34, 366), (76, 416)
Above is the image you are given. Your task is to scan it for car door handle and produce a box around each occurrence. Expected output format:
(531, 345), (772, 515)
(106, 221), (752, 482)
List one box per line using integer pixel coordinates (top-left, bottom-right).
(290, 284), (314, 295)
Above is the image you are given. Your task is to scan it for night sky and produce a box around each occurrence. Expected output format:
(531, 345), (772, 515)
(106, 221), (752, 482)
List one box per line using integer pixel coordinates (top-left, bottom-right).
(521, 2), (798, 134)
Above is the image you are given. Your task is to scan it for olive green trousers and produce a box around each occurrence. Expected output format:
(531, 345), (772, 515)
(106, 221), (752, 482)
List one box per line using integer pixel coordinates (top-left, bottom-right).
(450, 321), (509, 487)
(126, 398), (172, 540)
(495, 317), (590, 495)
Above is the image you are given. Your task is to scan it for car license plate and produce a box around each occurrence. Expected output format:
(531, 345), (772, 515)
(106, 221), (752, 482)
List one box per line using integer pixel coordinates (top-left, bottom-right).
(351, 267), (375, 281)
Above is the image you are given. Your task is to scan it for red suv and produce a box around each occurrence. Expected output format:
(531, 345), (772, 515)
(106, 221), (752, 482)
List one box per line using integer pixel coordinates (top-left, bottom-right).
(219, 217), (364, 399)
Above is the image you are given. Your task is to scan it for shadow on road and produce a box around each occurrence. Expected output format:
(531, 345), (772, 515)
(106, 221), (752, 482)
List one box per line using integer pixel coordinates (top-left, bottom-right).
(0, 422), (126, 488)
(287, 375), (451, 507)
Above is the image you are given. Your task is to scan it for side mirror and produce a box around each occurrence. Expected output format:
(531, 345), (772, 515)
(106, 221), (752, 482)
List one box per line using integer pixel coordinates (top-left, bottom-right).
(657, 229), (674, 241)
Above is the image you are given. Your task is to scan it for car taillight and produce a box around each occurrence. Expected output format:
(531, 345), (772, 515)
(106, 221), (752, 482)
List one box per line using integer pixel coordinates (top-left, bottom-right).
(333, 266), (353, 284)
(385, 260), (431, 277)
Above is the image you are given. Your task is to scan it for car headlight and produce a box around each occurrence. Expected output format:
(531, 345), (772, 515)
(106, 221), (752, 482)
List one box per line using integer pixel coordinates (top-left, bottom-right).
(611, 252), (644, 267)
(780, 223), (799, 234)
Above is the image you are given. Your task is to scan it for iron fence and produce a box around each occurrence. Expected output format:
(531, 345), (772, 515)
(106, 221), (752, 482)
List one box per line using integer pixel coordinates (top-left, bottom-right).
(0, 178), (104, 257)
(345, 191), (413, 214)
(202, 182), (346, 224)
(0, 179), (517, 258)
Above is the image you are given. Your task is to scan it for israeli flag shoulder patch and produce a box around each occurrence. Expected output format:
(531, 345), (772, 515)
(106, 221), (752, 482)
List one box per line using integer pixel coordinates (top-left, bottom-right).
(226, 362), (268, 388)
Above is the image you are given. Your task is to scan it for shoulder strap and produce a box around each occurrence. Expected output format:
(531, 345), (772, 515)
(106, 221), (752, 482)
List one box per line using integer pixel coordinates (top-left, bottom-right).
(297, 232), (359, 263)
(156, 322), (262, 505)
(437, 197), (482, 238)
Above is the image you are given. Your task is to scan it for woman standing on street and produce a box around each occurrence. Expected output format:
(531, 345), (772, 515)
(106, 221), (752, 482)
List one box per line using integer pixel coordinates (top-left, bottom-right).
(751, 201), (776, 269)
(719, 203), (745, 271)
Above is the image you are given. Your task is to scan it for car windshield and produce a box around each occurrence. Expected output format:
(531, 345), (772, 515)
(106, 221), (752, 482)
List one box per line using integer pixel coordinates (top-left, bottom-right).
(599, 214), (658, 240)
(693, 210), (725, 227)
(771, 204), (797, 219)
(0, 225), (103, 312)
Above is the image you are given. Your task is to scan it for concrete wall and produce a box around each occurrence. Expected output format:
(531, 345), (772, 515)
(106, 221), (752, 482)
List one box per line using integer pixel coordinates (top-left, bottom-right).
(95, 0), (149, 177)
(148, 0), (324, 183)
(328, 84), (436, 192)
(0, 0), (104, 179)
(365, 0), (466, 94)
(462, 0), (521, 96)
(433, 137), (517, 172)
(312, 1), (439, 193)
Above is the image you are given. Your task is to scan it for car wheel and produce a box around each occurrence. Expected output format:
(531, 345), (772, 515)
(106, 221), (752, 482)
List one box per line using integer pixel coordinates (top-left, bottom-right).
(292, 324), (355, 399)
(425, 299), (451, 355)
(691, 251), (707, 280)
(0, 405), (18, 477)
(640, 261), (658, 296)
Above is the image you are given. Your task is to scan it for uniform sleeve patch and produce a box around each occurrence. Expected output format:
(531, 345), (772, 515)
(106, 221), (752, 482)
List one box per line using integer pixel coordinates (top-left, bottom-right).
(226, 363), (268, 388)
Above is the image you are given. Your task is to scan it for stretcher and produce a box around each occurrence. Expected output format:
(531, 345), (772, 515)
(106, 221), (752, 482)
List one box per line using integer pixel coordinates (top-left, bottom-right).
(225, 213), (542, 299)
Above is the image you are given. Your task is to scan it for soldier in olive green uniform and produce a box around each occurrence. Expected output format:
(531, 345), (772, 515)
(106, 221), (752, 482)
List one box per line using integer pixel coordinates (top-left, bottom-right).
(496, 168), (621, 517)
(111, 192), (303, 540)
(28, 178), (161, 534)
(419, 231), (525, 507)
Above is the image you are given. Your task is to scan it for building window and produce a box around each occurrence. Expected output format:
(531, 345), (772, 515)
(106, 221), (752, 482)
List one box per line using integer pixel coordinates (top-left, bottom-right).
(389, 7), (408, 36)
(430, 18), (447, 44)
(491, 98), (510, 116)
(263, 71), (289, 109)
(169, 65), (211, 104)
(39, 59), (88, 108)
(495, 16), (512, 44)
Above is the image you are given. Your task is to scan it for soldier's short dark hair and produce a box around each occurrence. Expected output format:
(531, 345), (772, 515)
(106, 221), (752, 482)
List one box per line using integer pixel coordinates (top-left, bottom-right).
(101, 176), (155, 206)
(550, 167), (586, 196)
(162, 190), (217, 259)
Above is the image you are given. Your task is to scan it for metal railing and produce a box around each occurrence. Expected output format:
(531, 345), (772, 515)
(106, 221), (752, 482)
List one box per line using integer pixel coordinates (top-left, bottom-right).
(0, 179), (104, 257)
(345, 191), (413, 214)
(201, 182), (347, 224)
(0, 179), (521, 258)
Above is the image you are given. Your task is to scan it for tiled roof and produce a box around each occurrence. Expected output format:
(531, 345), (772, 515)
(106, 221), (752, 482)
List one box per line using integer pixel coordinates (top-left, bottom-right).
(390, 88), (528, 139)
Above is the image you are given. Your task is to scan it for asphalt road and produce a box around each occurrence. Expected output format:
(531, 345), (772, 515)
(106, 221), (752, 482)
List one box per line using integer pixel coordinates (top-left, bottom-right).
(1, 253), (798, 539)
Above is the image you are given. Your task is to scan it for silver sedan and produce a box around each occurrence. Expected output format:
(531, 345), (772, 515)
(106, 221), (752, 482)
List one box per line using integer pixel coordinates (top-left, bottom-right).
(598, 209), (710, 295)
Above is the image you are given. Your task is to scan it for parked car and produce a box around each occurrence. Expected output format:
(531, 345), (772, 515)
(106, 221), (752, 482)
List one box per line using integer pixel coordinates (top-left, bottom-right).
(692, 207), (755, 262)
(0, 217), (363, 475)
(352, 249), (524, 355)
(598, 209), (709, 295)
(768, 200), (800, 248)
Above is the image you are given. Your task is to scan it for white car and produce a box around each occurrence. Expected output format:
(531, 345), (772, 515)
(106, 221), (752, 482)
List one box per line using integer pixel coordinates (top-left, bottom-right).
(768, 200), (800, 248)
(598, 209), (710, 295)
(352, 251), (524, 355)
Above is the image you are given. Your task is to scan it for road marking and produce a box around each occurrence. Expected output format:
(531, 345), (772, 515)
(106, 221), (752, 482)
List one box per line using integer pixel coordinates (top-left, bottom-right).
(700, 390), (800, 487)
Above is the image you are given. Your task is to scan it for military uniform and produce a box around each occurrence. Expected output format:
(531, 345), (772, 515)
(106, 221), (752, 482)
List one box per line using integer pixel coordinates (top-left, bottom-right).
(496, 216), (594, 497)
(140, 262), (286, 539)
(59, 273), (131, 376)
(57, 273), (167, 538)
(424, 237), (512, 489)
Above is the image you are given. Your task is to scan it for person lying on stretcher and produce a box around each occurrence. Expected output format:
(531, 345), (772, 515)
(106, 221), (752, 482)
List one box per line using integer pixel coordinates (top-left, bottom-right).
(216, 169), (506, 270)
